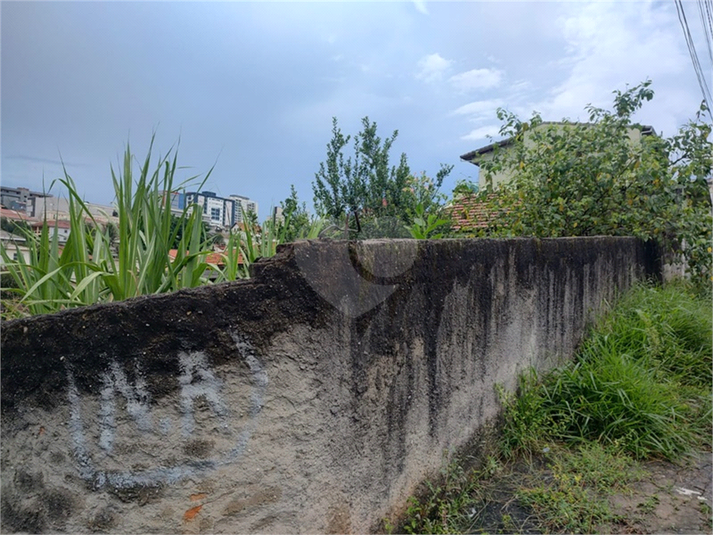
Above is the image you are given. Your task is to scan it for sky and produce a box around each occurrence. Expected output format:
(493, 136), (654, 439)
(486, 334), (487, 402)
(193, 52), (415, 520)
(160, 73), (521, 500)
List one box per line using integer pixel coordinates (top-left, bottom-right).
(2, 0), (711, 220)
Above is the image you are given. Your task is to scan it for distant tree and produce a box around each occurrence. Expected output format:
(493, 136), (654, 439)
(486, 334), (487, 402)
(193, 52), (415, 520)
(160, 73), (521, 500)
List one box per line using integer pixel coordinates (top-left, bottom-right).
(280, 185), (312, 242)
(475, 80), (712, 284)
(168, 214), (210, 249)
(312, 116), (452, 234)
(452, 178), (479, 198)
(0, 217), (30, 236)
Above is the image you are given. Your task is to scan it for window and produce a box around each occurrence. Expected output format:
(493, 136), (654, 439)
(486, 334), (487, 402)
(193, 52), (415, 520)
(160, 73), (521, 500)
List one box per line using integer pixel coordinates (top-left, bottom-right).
(211, 208), (221, 221)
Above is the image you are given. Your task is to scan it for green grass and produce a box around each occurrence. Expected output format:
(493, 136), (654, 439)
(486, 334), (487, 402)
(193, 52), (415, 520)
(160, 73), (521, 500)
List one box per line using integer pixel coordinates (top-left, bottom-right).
(516, 444), (640, 534)
(500, 282), (712, 460)
(0, 137), (320, 319)
(394, 455), (500, 535)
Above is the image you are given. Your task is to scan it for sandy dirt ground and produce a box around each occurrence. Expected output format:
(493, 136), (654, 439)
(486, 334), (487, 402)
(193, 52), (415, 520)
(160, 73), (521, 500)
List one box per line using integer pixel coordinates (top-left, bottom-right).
(465, 449), (712, 534)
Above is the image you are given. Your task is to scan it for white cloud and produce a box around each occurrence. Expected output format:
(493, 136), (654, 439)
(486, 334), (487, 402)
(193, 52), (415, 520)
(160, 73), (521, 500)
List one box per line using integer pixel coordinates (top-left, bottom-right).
(448, 68), (503, 92)
(452, 99), (505, 119)
(412, 0), (429, 15)
(416, 53), (452, 83)
(526, 2), (697, 134)
(461, 125), (501, 142)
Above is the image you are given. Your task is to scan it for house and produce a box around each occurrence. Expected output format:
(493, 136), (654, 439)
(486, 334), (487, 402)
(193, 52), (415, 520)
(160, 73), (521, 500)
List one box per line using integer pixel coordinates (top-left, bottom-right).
(28, 219), (72, 244)
(450, 122), (658, 234)
(167, 248), (244, 268)
(459, 122), (656, 191)
(0, 229), (30, 265)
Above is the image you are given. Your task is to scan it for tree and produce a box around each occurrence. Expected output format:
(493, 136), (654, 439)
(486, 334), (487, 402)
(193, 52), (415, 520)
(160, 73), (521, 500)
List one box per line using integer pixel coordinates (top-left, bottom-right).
(475, 81), (712, 284)
(280, 185), (312, 242)
(168, 213), (211, 250)
(0, 217), (30, 236)
(312, 116), (452, 234)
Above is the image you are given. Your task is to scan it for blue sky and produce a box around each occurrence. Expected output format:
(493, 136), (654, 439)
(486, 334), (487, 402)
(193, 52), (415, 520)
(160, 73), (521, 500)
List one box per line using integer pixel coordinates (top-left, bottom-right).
(2, 1), (711, 220)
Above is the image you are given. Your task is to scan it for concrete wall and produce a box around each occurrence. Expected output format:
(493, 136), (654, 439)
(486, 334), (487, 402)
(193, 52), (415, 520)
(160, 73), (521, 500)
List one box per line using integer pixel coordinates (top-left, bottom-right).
(0, 238), (659, 534)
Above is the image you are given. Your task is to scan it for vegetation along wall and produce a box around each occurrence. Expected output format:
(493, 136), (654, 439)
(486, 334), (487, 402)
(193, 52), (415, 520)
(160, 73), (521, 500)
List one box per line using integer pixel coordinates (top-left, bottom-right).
(1, 237), (660, 533)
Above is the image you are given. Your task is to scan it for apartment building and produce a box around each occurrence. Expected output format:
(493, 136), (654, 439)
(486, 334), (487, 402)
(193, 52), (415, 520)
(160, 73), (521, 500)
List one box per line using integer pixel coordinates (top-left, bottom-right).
(178, 191), (259, 229)
(229, 195), (259, 225)
(0, 186), (47, 215)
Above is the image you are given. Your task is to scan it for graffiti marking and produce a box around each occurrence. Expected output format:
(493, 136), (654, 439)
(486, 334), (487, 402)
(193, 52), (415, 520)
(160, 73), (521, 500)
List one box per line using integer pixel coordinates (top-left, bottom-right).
(65, 332), (267, 489)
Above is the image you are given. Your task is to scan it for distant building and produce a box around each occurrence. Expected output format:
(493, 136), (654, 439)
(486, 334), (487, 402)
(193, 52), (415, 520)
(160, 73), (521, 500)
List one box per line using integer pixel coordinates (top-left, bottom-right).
(460, 122), (656, 190)
(0, 186), (47, 215)
(31, 195), (71, 220)
(230, 195), (258, 225)
(178, 191), (258, 229)
(28, 219), (72, 244)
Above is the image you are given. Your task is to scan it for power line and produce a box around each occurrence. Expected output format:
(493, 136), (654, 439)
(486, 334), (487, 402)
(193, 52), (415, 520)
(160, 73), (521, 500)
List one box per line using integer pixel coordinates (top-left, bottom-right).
(675, 0), (713, 118)
(697, 0), (713, 63)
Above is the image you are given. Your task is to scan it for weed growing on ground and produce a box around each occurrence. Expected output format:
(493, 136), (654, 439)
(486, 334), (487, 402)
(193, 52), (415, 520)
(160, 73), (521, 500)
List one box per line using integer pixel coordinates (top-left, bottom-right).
(400, 459), (485, 534)
(499, 282), (712, 460)
(637, 495), (659, 514)
(517, 444), (642, 533)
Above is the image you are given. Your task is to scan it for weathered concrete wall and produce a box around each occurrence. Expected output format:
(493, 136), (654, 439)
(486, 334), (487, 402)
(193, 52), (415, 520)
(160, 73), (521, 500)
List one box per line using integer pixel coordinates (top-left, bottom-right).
(0, 238), (659, 534)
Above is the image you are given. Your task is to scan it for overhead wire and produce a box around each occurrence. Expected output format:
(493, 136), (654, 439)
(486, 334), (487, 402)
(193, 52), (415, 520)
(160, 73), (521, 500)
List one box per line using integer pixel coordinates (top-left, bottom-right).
(697, 0), (713, 63)
(675, 0), (713, 118)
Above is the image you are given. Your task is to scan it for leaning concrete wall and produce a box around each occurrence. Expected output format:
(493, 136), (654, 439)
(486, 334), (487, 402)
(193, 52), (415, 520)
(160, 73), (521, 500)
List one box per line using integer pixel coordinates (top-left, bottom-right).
(0, 238), (659, 534)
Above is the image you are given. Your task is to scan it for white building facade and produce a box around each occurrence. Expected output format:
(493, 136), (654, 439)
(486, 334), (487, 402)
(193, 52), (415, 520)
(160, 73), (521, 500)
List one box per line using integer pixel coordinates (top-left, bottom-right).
(183, 191), (258, 229)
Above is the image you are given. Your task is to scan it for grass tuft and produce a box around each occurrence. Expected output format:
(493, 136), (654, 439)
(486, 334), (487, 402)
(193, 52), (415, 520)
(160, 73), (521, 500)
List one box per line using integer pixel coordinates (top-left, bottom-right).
(500, 282), (712, 460)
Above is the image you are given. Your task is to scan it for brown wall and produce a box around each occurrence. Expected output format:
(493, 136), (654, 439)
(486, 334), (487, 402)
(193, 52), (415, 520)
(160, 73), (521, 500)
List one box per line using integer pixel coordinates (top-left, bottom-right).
(0, 238), (659, 533)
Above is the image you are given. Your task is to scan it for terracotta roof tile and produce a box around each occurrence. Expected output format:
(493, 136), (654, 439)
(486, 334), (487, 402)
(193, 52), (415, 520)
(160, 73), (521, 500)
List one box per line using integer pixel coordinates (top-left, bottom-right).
(447, 194), (501, 232)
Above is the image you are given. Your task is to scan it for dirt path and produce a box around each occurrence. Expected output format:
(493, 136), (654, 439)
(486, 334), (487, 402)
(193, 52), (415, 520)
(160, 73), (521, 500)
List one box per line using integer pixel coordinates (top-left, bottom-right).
(465, 450), (712, 534)
(608, 450), (712, 534)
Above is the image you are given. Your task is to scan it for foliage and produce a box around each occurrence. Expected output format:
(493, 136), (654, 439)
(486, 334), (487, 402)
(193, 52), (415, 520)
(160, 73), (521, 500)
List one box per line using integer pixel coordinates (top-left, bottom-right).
(0, 217), (31, 236)
(451, 178), (479, 198)
(474, 80), (712, 285)
(279, 184), (313, 242)
(168, 213), (211, 250)
(312, 116), (451, 236)
(0, 136), (221, 317)
(499, 282), (712, 460)
(405, 203), (450, 239)
(517, 444), (639, 533)
(399, 457), (489, 535)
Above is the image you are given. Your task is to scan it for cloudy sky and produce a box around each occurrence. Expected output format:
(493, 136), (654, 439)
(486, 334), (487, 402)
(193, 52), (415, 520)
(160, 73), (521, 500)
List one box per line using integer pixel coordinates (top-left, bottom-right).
(2, 1), (711, 219)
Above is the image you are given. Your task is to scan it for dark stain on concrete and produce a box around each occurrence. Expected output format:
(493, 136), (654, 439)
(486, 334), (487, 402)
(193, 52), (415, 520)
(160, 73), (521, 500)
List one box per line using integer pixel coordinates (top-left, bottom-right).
(86, 506), (119, 532)
(1, 496), (46, 534)
(107, 482), (164, 505)
(14, 469), (44, 493)
(183, 439), (215, 458)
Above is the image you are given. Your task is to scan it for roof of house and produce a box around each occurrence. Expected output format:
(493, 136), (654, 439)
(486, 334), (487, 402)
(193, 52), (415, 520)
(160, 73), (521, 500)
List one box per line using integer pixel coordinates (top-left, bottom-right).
(447, 194), (500, 233)
(168, 249), (244, 266)
(459, 121), (656, 165)
(0, 207), (37, 222)
(29, 219), (72, 230)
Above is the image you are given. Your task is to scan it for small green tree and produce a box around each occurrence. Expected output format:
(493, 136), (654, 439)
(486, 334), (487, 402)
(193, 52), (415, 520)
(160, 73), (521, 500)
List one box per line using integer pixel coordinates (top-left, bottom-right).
(280, 185), (312, 242)
(475, 81), (712, 284)
(312, 116), (452, 235)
